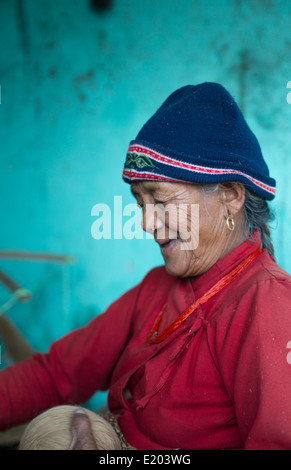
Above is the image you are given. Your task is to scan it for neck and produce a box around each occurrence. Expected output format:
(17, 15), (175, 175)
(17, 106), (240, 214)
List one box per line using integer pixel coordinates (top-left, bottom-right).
(220, 224), (248, 260)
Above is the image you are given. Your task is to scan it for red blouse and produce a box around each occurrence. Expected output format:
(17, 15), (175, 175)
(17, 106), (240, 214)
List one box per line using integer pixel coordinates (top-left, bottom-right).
(1, 232), (291, 449)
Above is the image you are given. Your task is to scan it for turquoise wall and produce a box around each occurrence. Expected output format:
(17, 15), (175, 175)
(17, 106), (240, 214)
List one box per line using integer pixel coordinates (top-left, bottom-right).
(0, 0), (291, 408)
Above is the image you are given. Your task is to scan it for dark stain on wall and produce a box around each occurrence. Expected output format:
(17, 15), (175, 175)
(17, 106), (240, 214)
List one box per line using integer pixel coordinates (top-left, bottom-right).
(15, 0), (30, 57)
(89, 0), (114, 13)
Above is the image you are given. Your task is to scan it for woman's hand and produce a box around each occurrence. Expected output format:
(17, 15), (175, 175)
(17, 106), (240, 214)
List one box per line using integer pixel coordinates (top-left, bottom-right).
(68, 409), (98, 450)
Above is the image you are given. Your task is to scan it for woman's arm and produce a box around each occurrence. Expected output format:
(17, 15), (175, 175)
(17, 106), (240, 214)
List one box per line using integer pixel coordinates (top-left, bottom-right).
(0, 280), (142, 431)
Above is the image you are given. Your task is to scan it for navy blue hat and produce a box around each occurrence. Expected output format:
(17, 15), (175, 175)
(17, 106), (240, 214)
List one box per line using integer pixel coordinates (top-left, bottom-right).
(122, 82), (276, 200)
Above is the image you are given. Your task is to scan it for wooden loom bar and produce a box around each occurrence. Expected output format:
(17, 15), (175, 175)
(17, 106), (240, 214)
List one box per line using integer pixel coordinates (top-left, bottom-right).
(0, 251), (75, 263)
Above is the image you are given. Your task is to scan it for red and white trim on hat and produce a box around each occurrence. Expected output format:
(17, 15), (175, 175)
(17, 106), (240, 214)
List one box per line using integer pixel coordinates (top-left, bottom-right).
(123, 169), (181, 182)
(124, 144), (276, 197)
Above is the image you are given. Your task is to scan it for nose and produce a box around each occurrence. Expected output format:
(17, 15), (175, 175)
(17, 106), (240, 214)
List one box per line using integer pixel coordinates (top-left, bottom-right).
(141, 203), (164, 233)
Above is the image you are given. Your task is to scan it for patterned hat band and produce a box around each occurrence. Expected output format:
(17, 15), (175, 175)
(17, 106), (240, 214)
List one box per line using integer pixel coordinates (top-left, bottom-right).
(122, 83), (276, 200)
(123, 143), (276, 200)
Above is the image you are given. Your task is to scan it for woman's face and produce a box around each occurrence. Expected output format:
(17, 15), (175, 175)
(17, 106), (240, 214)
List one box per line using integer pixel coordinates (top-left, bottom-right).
(131, 181), (245, 278)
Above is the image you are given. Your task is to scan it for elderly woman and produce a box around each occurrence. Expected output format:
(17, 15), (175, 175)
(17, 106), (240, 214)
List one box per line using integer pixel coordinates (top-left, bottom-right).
(1, 82), (291, 450)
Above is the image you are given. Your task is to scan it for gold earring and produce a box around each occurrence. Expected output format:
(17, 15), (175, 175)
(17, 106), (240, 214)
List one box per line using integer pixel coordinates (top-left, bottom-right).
(226, 214), (235, 231)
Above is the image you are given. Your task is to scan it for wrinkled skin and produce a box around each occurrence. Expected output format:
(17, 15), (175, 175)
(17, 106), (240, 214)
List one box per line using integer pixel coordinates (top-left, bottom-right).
(131, 181), (247, 278)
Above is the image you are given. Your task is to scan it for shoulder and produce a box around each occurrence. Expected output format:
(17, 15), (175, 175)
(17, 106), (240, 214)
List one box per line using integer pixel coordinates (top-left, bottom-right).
(244, 250), (291, 305)
(226, 249), (291, 307)
(208, 250), (291, 332)
(257, 250), (291, 284)
(209, 250), (291, 344)
(207, 252), (291, 378)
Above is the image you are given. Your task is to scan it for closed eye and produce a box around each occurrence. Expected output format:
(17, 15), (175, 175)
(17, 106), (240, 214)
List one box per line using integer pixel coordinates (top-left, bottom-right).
(137, 200), (165, 209)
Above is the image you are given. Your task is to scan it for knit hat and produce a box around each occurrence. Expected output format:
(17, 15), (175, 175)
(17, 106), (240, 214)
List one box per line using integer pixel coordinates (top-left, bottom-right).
(122, 82), (276, 200)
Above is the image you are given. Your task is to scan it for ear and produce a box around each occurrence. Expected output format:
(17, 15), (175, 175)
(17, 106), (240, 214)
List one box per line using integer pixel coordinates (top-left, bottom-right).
(219, 183), (245, 217)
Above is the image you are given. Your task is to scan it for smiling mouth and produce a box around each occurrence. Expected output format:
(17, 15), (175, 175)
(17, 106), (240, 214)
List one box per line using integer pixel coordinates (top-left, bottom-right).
(156, 238), (179, 252)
